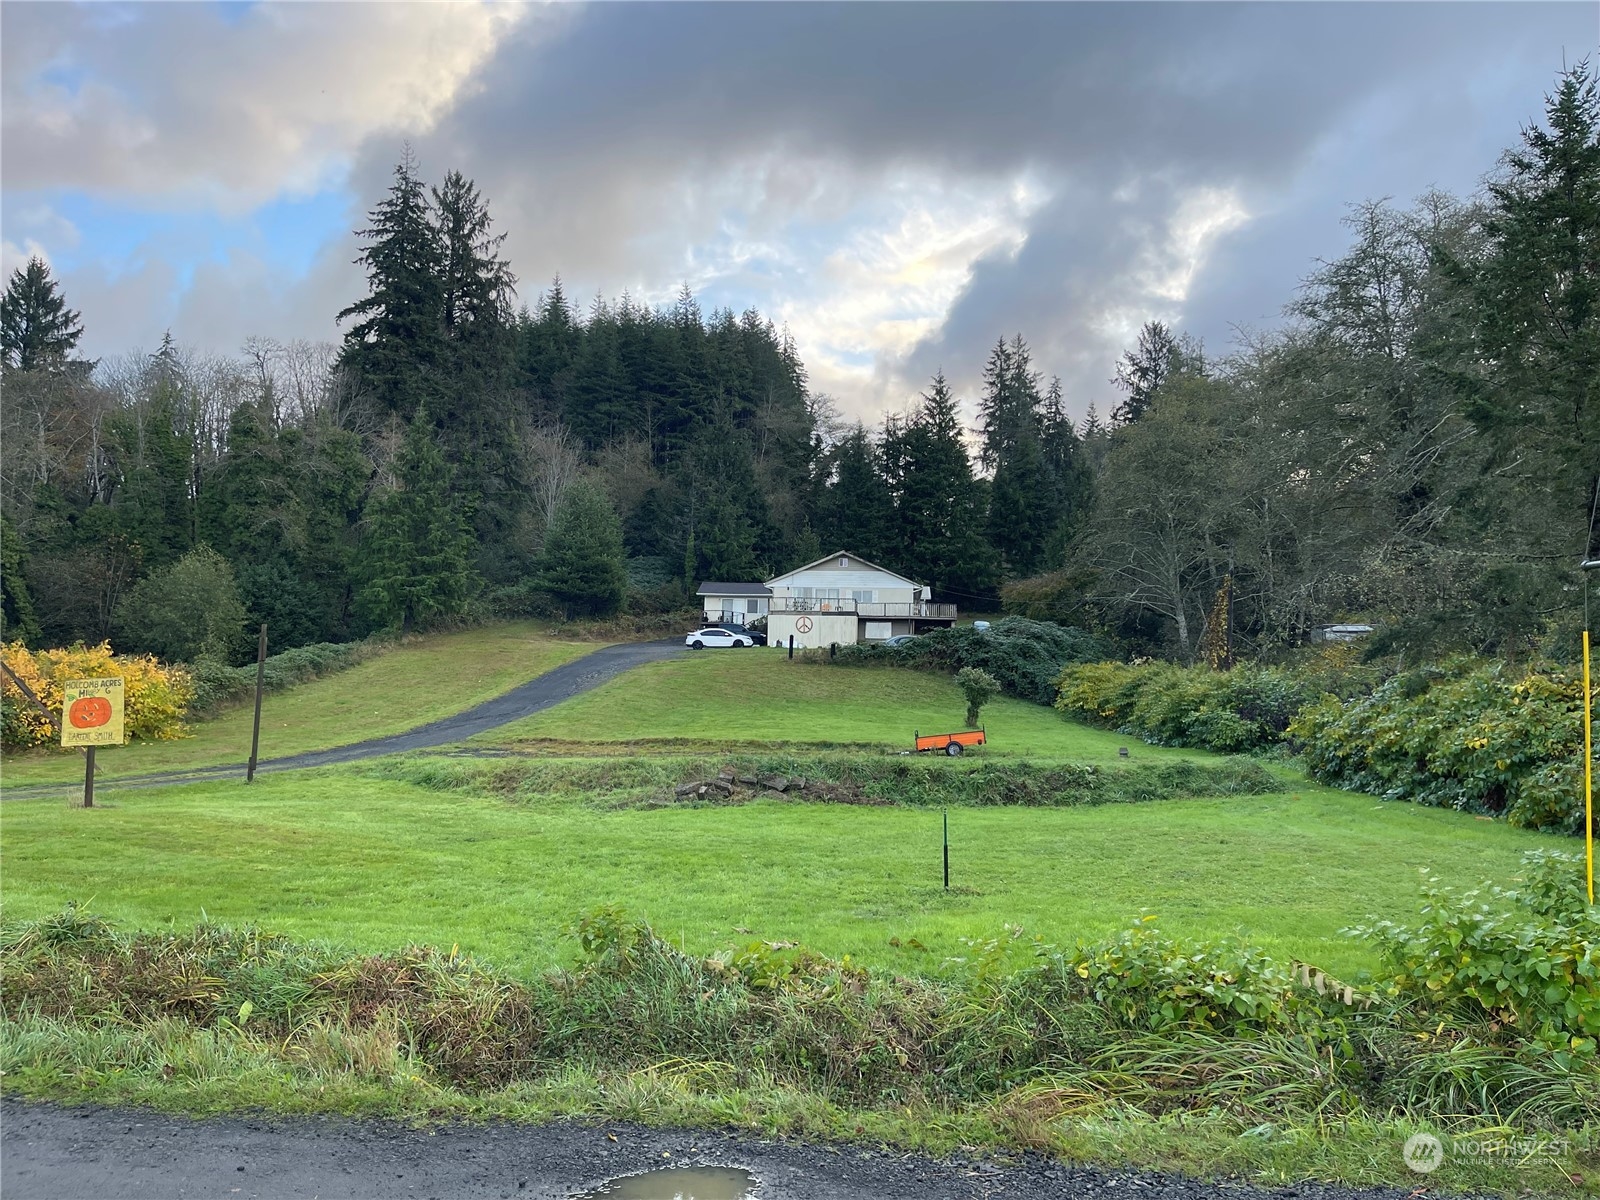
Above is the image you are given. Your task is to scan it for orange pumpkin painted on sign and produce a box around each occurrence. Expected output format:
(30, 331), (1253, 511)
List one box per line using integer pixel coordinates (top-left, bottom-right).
(69, 696), (113, 729)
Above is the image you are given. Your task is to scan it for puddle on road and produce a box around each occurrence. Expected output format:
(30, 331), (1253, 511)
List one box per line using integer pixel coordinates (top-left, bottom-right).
(571, 1165), (757, 1199)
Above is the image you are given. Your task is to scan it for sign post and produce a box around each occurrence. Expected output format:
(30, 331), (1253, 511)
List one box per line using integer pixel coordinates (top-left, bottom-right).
(60, 677), (124, 808)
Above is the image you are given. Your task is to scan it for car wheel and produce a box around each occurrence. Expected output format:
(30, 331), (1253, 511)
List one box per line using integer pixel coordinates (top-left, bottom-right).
(945, 742), (964, 757)
(692, 640), (704, 649)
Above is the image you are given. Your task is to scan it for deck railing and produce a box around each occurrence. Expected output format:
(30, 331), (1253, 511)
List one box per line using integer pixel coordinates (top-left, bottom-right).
(769, 598), (957, 619)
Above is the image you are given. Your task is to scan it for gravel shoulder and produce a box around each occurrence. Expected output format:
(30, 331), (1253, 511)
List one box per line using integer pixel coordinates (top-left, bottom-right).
(1, 1099), (1435, 1200)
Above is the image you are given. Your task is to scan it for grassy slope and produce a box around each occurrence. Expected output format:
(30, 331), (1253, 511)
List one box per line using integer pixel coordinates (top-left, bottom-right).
(1, 624), (594, 787)
(484, 651), (1204, 762)
(0, 769), (1560, 979)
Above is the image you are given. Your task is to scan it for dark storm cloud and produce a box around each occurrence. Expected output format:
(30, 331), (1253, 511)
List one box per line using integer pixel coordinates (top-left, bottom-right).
(380, 2), (1593, 417)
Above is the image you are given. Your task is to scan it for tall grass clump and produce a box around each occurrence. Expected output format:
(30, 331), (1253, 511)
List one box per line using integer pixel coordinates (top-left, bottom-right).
(4, 850), (1592, 1142)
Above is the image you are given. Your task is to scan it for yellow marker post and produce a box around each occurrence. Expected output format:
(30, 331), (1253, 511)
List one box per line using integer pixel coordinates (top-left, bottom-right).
(60, 677), (124, 808)
(1584, 631), (1593, 906)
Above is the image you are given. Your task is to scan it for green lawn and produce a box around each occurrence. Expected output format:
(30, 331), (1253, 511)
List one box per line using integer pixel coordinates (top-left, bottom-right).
(485, 652), (1203, 763)
(1, 624), (595, 787)
(0, 767), (1561, 979)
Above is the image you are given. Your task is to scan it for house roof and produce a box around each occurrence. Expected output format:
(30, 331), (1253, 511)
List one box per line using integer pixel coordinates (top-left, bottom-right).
(696, 582), (772, 597)
(765, 551), (922, 590)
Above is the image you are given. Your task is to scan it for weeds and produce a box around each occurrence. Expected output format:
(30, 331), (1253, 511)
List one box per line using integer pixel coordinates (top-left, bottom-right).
(3, 896), (1594, 1196)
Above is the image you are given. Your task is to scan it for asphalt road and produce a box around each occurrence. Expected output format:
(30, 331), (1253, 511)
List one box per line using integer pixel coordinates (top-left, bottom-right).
(2, 639), (688, 799)
(0, 1100), (1433, 1200)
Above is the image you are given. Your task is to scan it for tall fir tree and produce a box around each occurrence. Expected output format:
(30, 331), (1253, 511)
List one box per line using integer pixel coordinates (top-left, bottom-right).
(897, 372), (999, 603)
(1463, 61), (1600, 559)
(337, 149), (445, 417)
(819, 425), (895, 563)
(355, 412), (478, 633)
(537, 480), (627, 618)
(1040, 376), (1094, 560)
(0, 257), (83, 372)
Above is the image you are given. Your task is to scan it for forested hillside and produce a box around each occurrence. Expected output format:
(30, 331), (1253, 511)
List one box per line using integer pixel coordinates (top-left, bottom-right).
(1, 66), (1594, 665)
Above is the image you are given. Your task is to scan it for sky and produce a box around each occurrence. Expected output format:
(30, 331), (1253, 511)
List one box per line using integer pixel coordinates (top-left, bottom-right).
(3, 1), (1596, 423)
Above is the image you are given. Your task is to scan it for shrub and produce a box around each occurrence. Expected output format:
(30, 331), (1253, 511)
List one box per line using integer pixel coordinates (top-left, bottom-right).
(835, 617), (1114, 704)
(1054, 659), (1326, 754)
(1291, 659), (1589, 834)
(113, 545), (249, 664)
(1, 641), (194, 750)
(1347, 851), (1598, 1055)
(185, 637), (391, 717)
(1059, 918), (1324, 1036)
(956, 667), (999, 727)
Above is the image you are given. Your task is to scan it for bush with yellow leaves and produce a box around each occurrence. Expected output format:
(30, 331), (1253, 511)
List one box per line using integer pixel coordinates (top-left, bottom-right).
(1, 641), (194, 751)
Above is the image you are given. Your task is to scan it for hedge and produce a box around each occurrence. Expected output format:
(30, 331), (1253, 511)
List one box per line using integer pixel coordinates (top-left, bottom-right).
(185, 637), (391, 717)
(1290, 659), (1591, 835)
(832, 617), (1114, 704)
(1054, 655), (1591, 836)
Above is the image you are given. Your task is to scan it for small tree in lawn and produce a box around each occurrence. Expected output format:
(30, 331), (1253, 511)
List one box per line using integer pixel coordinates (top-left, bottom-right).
(956, 666), (1000, 729)
(356, 413), (478, 633)
(538, 480), (626, 618)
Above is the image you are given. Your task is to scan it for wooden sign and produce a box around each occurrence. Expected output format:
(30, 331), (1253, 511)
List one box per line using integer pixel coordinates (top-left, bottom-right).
(60, 677), (124, 748)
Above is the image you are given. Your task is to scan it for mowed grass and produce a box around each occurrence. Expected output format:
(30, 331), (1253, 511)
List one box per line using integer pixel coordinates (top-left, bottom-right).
(485, 651), (1201, 763)
(0, 767), (1563, 979)
(0, 624), (595, 787)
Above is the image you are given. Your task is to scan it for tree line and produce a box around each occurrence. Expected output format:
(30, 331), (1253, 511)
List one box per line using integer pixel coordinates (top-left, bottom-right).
(1, 65), (1593, 665)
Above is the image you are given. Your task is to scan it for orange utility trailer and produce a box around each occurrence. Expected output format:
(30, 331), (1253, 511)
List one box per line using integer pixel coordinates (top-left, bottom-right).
(914, 727), (986, 756)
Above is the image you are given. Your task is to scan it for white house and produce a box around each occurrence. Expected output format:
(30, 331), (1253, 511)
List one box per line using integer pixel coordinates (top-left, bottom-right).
(763, 551), (956, 648)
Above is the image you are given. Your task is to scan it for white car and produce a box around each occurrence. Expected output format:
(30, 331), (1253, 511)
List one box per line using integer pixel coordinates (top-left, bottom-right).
(685, 626), (754, 649)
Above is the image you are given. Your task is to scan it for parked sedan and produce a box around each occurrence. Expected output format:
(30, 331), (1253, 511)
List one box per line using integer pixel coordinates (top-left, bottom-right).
(882, 634), (920, 647)
(685, 626), (755, 649)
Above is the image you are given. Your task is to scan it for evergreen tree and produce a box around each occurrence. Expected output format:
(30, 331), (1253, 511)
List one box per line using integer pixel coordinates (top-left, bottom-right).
(819, 425), (895, 563)
(0, 515), (42, 644)
(897, 372), (999, 603)
(1111, 321), (1202, 424)
(203, 400), (295, 562)
(108, 378), (192, 570)
(537, 480), (627, 617)
(977, 335), (1053, 576)
(0, 257), (83, 372)
(987, 430), (1049, 576)
(355, 413), (478, 632)
(428, 169), (524, 581)
(1040, 376), (1094, 558)
(684, 413), (766, 581)
(1463, 61), (1600, 560)
(433, 170), (516, 340)
(337, 149), (445, 416)
(975, 336), (1042, 470)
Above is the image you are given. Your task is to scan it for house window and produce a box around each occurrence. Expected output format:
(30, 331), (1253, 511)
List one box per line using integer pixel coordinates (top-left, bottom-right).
(839, 556), (849, 567)
(852, 590), (874, 603)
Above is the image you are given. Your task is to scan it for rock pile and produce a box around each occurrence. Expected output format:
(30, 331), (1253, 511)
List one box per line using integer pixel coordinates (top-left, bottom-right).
(672, 770), (808, 801)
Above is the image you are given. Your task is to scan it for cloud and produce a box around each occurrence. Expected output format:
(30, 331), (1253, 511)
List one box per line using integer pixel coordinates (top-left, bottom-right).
(1, 0), (536, 209)
(388, 2), (1590, 419)
(4, 2), (1592, 423)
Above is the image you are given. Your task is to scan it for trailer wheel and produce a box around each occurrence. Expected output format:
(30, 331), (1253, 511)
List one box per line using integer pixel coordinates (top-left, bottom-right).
(945, 742), (964, 757)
